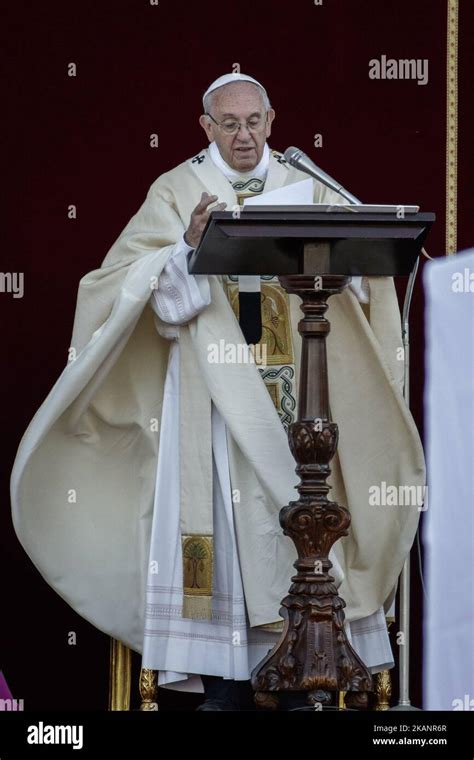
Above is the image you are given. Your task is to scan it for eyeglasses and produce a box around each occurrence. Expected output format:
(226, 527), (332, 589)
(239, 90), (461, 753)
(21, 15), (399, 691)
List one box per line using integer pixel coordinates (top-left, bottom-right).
(205, 112), (268, 135)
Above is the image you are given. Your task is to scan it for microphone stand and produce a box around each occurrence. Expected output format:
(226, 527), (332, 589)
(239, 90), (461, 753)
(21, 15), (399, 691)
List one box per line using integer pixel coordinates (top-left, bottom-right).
(346, 193), (420, 711)
(390, 255), (422, 711)
(346, 193), (422, 711)
(343, 193), (421, 710)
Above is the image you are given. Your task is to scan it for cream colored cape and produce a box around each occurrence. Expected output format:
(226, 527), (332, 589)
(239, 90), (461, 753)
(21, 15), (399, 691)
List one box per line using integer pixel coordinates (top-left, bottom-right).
(10, 148), (425, 654)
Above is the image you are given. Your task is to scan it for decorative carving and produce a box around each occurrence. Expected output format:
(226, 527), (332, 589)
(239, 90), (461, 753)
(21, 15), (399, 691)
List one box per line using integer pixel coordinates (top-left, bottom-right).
(345, 691), (370, 710)
(254, 691), (279, 711)
(375, 670), (392, 711)
(375, 619), (393, 710)
(309, 689), (333, 707)
(252, 274), (372, 708)
(139, 668), (159, 711)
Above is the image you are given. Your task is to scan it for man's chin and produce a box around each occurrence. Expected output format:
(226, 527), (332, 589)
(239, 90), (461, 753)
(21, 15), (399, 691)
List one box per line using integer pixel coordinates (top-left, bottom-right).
(231, 149), (258, 171)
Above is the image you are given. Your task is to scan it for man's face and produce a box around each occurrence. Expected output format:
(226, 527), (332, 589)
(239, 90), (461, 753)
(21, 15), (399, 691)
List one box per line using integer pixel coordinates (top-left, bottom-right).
(199, 82), (276, 172)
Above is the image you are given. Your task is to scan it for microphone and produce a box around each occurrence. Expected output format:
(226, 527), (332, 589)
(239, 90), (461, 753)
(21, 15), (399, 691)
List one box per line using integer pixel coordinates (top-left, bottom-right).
(283, 146), (361, 204)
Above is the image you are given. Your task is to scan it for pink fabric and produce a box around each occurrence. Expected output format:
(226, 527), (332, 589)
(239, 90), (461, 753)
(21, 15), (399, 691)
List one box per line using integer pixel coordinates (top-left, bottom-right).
(0, 671), (13, 700)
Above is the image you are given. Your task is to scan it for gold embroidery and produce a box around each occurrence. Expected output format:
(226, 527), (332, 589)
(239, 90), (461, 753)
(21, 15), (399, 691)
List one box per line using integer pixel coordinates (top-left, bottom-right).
(182, 535), (214, 620)
(265, 382), (280, 409)
(225, 280), (294, 365)
(446, 0), (458, 255)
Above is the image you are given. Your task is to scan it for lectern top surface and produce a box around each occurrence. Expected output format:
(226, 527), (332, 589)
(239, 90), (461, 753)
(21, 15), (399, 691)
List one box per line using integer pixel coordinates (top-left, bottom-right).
(240, 204), (420, 214)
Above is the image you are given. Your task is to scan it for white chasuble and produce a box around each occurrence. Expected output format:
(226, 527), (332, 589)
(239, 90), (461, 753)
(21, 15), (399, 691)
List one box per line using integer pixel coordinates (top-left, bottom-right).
(10, 143), (425, 674)
(142, 144), (394, 689)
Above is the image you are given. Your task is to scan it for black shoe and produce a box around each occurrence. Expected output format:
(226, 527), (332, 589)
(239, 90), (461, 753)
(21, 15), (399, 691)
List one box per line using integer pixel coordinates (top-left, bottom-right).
(197, 675), (256, 711)
(196, 698), (236, 711)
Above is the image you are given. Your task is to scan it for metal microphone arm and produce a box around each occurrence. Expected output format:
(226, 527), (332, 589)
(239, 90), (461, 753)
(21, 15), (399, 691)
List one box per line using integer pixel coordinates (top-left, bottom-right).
(283, 146), (362, 204)
(335, 187), (361, 204)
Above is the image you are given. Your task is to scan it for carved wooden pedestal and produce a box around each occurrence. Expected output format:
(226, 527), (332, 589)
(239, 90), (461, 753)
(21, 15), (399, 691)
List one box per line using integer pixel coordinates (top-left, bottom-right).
(251, 274), (372, 709)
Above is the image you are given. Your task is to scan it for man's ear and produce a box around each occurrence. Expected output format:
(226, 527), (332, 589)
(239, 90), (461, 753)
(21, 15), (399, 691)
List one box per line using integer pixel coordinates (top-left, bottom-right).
(265, 108), (276, 138)
(199, 114), (213, 143)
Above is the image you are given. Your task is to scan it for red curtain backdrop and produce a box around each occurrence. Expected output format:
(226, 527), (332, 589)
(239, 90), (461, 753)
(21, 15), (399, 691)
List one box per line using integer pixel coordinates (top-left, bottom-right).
(1, 0), (472, 709)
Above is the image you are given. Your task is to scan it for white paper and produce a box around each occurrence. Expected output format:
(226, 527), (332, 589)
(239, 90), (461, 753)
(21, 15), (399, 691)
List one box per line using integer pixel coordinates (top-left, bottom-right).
(242, 176), (370, 304)
(243, 178), (314, 206)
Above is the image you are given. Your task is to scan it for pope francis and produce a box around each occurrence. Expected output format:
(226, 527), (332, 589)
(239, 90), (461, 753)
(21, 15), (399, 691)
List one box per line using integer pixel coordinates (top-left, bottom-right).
(10, 73), (425, 711)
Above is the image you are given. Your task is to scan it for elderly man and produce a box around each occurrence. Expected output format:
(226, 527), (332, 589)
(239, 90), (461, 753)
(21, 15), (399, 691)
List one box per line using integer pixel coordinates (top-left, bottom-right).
(11, 73), (425, 711)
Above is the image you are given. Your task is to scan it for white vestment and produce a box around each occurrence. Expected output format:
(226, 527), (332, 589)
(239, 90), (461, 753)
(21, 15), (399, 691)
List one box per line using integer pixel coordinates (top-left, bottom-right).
(142, 143), (393, 690)
(423, 249), (474, 710)
(11, 142), (424, 675)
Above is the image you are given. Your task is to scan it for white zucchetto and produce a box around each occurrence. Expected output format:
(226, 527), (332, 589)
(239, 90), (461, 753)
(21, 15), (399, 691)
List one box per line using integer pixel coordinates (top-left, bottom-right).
(202, 73), (268, 107)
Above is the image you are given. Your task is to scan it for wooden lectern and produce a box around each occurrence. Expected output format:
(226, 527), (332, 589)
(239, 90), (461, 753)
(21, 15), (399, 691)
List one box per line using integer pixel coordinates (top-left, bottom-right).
(189, 207), (434, 710)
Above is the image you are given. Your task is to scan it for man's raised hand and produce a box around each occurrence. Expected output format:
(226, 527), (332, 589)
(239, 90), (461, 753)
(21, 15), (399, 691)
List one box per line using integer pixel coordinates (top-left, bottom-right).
(184, 192), (227, 248)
